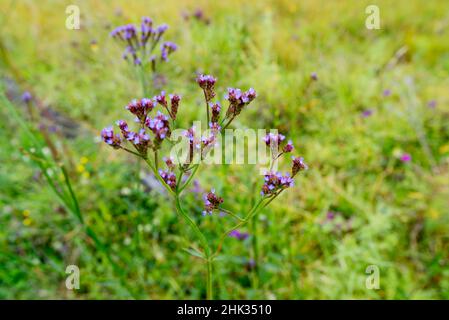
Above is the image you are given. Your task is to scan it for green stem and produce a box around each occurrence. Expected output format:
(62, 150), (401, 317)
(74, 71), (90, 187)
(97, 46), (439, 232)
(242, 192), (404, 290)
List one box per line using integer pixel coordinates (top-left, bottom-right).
(221, 115), (236, 130)
(175, 195), (213, 299)
(143, 157), (212, 299)
(213, 198), (266, 258)
(144, 158), (176, 197)
(206, 257), (213, 300)
(203, 91), (210, 124)
(219, 207), (244, 221)
(178, 164), (200, 194)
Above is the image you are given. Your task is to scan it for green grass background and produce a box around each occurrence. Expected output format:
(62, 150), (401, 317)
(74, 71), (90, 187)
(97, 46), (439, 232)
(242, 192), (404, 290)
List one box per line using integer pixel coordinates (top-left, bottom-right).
(0, 0), (448, 299)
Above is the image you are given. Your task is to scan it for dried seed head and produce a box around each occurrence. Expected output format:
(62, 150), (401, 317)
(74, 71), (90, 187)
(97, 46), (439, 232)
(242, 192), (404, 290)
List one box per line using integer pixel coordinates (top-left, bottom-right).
(292, 156), (308, 176)
(202, 189), (223, 215)
(163, 156), (175, 170)
(210, 102), (221, 123)
(169, 94), (181, 119)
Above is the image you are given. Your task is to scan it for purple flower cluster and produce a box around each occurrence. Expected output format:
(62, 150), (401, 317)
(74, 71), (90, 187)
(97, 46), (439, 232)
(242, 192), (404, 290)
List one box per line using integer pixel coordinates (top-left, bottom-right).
(427, 100), (437, 109)
(169, 94), (181, 119)
(258, 148), (307, 197)
(102, 92), (181, 155)
(263, 133), (285, 146)
(202, 122), (220, 148)
(263, 133), (294, 155)
(125, 98), (155, 123)
(210, 102), (221, 123)
(159, 169), (176, 190)
(181, 123), (220, 163)
(101, 127), (122, 149)
(194, 74), (257, 131)
(182, 122), (221, 162)
(22, 91), (32, 103)
(283, 140), (294, 153)
(146, 111), (171, 148)
(260, 172), (294, 196)
(110, 17), (177, 66)
(115, 119), (151, 153)
(163, 156), (175, 170)
(202, 189), (224, 215)
(292, 156), (308, 176)
(225, 87), (257, 118)
(228, 230), (249, 241)
(361, 109), (373, 118)
(182, 8), (211, 25)
(400, 153), (411, 163)
(161, 42), (177, 61)
(196, 74), (217, 101)
(153, 91), (181, 120)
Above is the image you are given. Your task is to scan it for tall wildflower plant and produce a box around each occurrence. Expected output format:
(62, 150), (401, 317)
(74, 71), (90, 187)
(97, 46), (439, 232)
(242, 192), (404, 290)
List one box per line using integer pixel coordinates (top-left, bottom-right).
(110, 17), (177, 96)
(101, 70), (308, 297)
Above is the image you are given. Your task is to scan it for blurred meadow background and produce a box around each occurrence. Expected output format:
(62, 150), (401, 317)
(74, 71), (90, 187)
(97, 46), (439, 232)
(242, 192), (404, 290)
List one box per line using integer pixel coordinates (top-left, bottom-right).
(1, 0), (449, 299)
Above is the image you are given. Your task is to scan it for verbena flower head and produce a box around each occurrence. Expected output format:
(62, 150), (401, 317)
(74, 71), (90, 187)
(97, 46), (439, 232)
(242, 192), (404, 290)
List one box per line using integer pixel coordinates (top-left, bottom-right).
(111, 17), (176, 67)
(101, 126), (122, 149)
(182, 126), (199, 164)
(209, 122), (221, 132)
(400, 153), (412, 163)
(292, 156), (308, 176)
(210, 102), (221, 123)
(202, 189), (224, 215)
(261, 172), (294, 196)
(263, 133), (285, 146)
(125, 98), (155, 123)
(155, 91), (168, 107)
(283, 140), (294, 153)
(196, 74), (217, 101)
(383, 89), (392, 97)
(22, 91), (32, 103)
(145, 111), (171, 148)
(225, 87), (257, 117)
(163, 156), (175, 170)
(161, 41), (177, 61)
(169, 94), (181, 119)
(159, 169), (176, 190)
(116, 119), (133, 140)
(427, 100), (437, 109)
(130, 129), (151, 154)
(102, 94), (179, 156)
(184, 126), (197, 142)
(229, 230), (249, 241)
(361, 109), (373, 117)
